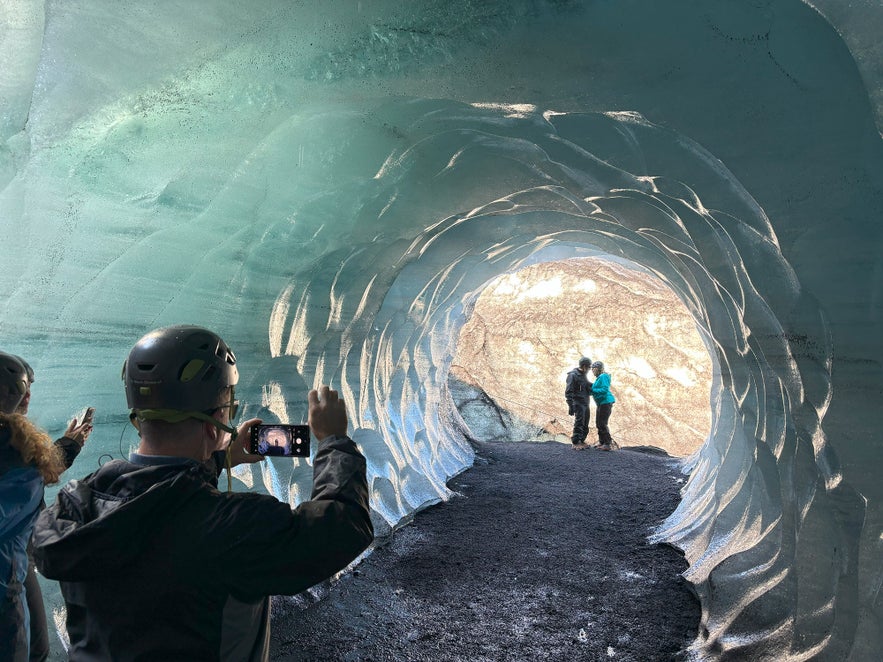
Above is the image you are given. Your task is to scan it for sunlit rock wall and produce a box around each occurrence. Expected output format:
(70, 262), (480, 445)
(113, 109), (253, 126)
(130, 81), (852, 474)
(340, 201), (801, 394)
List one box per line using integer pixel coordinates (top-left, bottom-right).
(450, 258), (713, 456)
(1, 1), (881, 660)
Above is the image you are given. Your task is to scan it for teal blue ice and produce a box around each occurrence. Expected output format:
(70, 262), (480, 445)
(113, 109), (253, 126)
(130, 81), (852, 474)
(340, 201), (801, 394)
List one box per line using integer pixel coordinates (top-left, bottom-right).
(1, 1), (881, 659)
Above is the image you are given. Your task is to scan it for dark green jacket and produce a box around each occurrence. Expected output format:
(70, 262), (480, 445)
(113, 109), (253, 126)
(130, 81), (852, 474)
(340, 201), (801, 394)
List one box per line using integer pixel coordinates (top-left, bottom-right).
(33, 435), (372, 662)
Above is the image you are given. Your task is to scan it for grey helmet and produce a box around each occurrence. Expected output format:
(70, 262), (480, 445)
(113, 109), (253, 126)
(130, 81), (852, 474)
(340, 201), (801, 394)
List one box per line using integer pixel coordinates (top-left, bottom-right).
(0, 351), (28, 414)
(123, 325), (239, 417)
(578, 357), (592, 368)
(12, 355), (34, 384)
(591, 361), (604, 371)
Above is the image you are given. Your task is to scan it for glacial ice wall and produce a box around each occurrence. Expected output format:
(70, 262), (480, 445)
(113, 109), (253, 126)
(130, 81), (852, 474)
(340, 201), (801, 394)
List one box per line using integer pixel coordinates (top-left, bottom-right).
(1, 1), (881, 660)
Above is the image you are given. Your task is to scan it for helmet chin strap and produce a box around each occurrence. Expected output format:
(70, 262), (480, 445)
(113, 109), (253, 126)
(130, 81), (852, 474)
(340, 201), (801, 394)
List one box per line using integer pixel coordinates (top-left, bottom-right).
(130, 409), (238, 439)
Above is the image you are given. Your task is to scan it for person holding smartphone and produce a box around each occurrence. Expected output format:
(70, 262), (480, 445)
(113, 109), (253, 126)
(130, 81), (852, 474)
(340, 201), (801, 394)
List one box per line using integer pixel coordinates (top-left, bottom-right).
(1, 351), (66, 662)
(14, 355), (94, 464)
(33, 325), (373, 661)
(12, 355), (94, 662)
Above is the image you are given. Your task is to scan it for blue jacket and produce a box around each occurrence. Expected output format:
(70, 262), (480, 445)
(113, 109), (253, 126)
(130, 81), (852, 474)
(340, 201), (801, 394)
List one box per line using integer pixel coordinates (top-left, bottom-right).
(591, 372), (616, 405)
(1, 425), (45, 660)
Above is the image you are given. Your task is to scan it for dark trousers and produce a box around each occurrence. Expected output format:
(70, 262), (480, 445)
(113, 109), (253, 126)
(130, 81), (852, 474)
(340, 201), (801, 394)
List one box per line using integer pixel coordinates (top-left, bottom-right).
(596, 403), (613, 445)
(1, 557), (28, 662)
(571, 401), (589, 444)
(25, 556), (50, 662)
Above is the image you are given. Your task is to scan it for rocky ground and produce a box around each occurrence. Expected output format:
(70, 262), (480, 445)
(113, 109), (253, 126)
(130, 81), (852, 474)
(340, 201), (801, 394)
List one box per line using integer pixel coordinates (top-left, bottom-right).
(270, 440), (701, 661)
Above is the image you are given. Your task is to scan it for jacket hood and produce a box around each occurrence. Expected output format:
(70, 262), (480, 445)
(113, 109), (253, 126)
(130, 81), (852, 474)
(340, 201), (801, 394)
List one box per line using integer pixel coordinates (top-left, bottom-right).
(33, 459), (212, 581)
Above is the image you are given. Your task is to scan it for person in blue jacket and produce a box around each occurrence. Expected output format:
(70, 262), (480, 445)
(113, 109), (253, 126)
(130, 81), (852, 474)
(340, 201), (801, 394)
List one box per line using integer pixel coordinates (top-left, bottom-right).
(0, 351), (65, 662)
(12, 355), (93, 662)
(590, 361), (617, 450)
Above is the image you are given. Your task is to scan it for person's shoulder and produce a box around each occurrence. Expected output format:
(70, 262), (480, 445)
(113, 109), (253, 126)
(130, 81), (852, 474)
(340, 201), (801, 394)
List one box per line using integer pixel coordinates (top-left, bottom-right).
(0, 462), (42, 491)
(198, 489), (296, 545)
(0, 441), (23, 469)
(210, 488), (291, 514)
(184, 481), (281, 517)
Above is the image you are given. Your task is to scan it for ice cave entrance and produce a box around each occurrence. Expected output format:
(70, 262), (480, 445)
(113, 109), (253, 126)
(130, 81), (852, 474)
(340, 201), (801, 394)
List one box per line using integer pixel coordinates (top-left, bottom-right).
(449, 257), (713, 457)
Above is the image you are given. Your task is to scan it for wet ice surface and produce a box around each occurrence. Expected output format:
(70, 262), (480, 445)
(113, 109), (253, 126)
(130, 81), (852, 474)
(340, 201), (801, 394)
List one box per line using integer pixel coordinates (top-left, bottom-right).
(270, 441), (700, 661)
(1, 1), (882, 659)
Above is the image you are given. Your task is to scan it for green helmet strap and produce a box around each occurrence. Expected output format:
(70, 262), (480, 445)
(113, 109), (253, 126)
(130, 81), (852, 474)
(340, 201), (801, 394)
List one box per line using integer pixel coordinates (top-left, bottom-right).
(132, 408), (238, 439)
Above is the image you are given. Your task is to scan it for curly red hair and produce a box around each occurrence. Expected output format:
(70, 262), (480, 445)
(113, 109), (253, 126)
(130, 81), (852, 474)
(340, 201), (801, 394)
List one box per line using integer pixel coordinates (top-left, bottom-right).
(0, 413), (65, 484)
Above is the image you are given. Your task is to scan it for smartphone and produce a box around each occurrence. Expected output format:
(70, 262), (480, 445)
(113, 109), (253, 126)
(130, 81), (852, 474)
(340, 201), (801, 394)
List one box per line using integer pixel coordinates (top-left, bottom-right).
(248, 424), (311, 457)
(81, 407), (95, 425)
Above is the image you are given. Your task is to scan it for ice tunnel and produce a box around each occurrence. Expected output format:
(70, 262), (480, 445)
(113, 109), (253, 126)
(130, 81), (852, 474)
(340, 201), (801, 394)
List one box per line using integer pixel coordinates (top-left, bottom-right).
(1, 1), (881, 660)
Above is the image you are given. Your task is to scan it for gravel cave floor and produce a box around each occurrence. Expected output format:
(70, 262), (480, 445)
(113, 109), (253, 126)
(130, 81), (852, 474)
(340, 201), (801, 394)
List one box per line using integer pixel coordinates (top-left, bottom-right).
(270, 439), (701, 662)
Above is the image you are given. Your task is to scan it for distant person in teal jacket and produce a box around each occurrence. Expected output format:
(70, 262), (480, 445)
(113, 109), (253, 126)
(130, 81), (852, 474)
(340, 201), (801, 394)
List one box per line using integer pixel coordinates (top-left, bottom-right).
(590, 361), (616, 450)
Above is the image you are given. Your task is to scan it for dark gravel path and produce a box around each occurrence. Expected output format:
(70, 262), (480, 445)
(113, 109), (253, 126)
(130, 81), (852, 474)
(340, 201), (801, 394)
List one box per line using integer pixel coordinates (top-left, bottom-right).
(270, 441), (700, 661)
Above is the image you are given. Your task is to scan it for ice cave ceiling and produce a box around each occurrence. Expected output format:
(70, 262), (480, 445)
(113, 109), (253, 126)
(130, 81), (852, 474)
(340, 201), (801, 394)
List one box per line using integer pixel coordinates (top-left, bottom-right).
(1, 1), (881, 660)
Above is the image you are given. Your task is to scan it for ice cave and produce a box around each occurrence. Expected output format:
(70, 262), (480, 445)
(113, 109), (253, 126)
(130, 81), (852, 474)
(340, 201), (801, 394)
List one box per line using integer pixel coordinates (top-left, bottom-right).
(1, 1), (881, 660)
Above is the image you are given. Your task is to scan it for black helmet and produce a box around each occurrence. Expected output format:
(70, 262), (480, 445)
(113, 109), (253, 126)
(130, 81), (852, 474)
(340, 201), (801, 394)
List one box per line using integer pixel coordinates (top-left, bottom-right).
(578, 357), (592, 368)
(123, 325), (239, 415)
(591, 361), (604, 371)
(0, 351), (28, 414)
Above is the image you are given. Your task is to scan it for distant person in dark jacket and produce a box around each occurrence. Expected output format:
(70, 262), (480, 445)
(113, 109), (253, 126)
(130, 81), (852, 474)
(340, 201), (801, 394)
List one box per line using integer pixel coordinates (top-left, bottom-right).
(591, 361), (617, 450)
(33, 325), (373, 661)
(0, 351), (65, 662)
(564, 357), (593, 449)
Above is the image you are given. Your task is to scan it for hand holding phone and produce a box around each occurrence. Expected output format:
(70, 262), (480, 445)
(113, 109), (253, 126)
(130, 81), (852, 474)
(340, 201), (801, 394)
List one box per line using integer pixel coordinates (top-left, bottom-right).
(66, 406), (96, 447)
(248, 424), (311, 457)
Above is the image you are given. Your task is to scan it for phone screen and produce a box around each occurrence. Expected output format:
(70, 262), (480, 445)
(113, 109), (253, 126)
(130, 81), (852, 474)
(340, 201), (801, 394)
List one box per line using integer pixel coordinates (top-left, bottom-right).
(248, 424), (311, 457)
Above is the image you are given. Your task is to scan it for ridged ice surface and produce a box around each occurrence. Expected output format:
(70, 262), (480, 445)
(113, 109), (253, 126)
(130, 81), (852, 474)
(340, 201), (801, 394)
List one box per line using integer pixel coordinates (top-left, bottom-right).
(1, 1), (881, 660)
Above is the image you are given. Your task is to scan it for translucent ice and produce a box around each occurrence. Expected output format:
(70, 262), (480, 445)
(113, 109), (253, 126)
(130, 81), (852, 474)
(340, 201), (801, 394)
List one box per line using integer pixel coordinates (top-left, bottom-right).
(1, 1), (881, 660)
